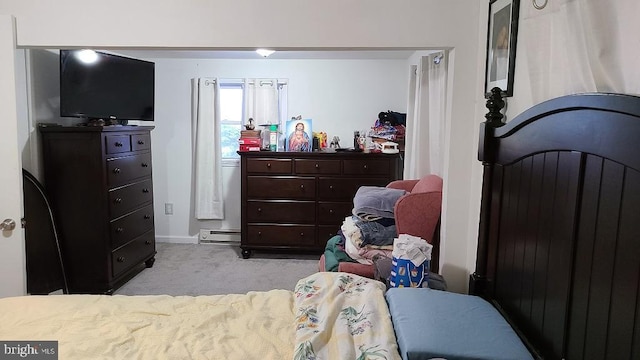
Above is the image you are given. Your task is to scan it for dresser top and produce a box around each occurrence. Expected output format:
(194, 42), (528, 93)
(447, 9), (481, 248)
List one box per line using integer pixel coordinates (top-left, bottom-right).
(238, 150), (401, 159)
(39, 125), (155, 133)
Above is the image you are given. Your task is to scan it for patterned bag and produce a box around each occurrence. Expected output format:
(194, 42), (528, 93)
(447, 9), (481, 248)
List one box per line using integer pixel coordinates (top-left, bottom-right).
(389, 234), (432, 288)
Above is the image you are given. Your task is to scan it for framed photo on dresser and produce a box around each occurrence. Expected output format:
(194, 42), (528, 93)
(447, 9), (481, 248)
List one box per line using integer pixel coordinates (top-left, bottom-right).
(285, 119), (313, 152)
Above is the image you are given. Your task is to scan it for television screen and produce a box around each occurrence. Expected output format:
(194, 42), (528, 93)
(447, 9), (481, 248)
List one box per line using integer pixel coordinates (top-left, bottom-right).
(60, 49), (155, 121)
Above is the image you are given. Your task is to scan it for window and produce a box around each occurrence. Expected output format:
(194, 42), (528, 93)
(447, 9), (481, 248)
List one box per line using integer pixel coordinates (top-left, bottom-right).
(219, 83), (244, 161)
(219, 80), (288, 165)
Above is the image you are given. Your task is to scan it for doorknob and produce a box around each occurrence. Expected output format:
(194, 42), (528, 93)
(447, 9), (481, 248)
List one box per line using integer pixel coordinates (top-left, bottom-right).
(0, 219), (16, 231)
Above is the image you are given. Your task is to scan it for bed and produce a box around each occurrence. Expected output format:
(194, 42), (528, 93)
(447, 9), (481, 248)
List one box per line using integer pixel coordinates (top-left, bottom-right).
(471, 89), (640, 359)
(2, 91), (639, 359)
(0, 271), (400, 359)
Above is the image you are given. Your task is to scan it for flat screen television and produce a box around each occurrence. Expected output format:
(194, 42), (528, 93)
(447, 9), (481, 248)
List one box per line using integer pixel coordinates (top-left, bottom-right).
(60, 49), (155, 122)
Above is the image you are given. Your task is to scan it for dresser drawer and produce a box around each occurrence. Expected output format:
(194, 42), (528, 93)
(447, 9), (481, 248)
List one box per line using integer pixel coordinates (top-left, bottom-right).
(109, 179), (154, 219)
(246, 158), (292, 174)
(247, 200), (315, 223)
(105, 134), (131, 154)
(318, 225), (340, 244)
(112, 230), (155, 278)
(246, 224), (316, 247)
(110, 204), (154, 249)
(107, 153), (152, 187)
(318, 177), (389, 200)
(131, 134), (151, 151)
(343, 159), (390, 175)
(317, 202), (353, 225)
(294, 159), (341, 174)
(246, 176), (315, 199)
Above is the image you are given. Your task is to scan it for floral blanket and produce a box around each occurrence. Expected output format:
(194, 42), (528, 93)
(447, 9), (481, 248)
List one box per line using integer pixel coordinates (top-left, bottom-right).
(293, 272), (401, 360)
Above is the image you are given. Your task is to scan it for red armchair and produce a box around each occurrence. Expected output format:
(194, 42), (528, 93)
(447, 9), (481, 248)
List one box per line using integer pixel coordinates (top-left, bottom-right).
(318, 174), (443, 278)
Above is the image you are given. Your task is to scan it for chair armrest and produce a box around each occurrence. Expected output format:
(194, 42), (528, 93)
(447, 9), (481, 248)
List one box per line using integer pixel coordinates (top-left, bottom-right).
(338, 262), (376, 278)
(387, 179), (419, 193)
(394, 191), (442, 244)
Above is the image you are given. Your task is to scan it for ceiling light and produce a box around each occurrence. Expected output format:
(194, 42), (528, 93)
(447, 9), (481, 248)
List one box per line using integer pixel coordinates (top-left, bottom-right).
(75, 49), (99, 64)
(256, 49), (276, 57)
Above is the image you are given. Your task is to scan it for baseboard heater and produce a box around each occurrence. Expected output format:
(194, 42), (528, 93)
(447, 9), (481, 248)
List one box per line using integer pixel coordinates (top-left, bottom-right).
(199, 229), (240, 243)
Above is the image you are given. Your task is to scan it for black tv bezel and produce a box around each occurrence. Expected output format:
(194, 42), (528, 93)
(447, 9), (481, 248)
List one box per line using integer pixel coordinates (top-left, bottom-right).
(59, 49), (155, 122)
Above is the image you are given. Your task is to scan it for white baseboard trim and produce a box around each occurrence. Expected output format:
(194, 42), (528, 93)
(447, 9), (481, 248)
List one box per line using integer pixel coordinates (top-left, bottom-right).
(199, 229), (241, 242)
(155, 235), (198, 244)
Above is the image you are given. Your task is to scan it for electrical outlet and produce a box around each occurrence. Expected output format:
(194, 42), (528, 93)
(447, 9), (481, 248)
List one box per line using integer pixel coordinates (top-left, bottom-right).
(164, 203), (173, 215)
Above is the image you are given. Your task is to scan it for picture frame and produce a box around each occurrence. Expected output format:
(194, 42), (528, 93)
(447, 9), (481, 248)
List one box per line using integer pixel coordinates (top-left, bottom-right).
(285, 118), (313, 152)
(485, 0), (520, 98)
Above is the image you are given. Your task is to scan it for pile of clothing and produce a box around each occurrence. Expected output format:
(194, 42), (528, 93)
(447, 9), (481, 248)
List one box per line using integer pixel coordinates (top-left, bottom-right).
(369, 111), (406, 144)
(323, 186), (407, 272)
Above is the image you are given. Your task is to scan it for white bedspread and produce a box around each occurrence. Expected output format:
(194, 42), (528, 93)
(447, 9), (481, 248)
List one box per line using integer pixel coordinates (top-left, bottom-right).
(0, 290), (295, 360)
(0, 272), (400, 360)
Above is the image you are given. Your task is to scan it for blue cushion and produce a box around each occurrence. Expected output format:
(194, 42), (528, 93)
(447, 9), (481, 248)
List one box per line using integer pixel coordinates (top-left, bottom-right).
(385, 288), (533, 360)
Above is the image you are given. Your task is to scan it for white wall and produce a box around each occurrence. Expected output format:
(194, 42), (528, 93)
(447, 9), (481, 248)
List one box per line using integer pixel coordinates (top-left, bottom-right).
(20, 49), (411, 246)
(1, 0), (484, 293)
(146, 56), (408, 242)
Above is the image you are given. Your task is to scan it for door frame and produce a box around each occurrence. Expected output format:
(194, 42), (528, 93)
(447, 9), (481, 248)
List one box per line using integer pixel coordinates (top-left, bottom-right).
(0, 14), (27, 297)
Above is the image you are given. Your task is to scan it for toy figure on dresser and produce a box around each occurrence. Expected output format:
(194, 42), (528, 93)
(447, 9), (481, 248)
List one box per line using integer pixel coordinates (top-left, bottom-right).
(313, 131), (328, 150)
(329, 136), (341, 149)
(245, 118), (255, 130)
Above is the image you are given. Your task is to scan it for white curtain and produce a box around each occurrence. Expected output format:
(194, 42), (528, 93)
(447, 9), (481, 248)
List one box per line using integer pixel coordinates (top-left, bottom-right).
(404, 52), (448, 179)
(521, 0), (640, 103)
(244, 79), (280, 126)
(191, 78), (224, 220)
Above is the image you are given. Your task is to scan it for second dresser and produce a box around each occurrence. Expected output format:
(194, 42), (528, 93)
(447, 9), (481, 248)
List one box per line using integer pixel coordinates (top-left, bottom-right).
(239, 151), (402, 258)
(40, 125), (156, 294)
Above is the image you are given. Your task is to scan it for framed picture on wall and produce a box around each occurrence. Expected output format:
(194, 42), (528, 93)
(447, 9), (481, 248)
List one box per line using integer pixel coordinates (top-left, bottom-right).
(485, 0), (520, 98)
(285, 118), (313, 152)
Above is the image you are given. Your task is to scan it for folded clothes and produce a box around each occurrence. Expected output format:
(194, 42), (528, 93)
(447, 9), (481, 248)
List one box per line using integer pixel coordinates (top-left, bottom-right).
(354, 217), (397, 247)
(342, 217), (372, 265)
(352, 186), (407, 219)
(323, 234), (356, 272)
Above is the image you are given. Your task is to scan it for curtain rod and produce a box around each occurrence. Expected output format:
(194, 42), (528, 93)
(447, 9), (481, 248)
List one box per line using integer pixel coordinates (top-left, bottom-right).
(205, 79), (288, 86)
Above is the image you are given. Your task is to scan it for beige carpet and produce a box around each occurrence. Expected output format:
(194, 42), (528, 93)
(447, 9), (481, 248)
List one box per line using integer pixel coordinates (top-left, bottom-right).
(114, 242), (321, 296)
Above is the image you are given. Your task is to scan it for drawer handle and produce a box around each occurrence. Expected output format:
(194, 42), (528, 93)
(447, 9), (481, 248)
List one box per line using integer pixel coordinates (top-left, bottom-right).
(329, 209), (334, 214)
(117, 256), (125, 263)
(113, 168), (121, 174)
(116, 227), (124, 233)
(138, 140), (145, 145)
(329, 185), (334, 190)
(315, 163), (319, 168)
(300, 232), (305, 237)
(115, 141), (123, 147)
(266, 163), (272, 168)
(363, 164), (368, 170)
(300, 184), (305, 189)
(257, 208), (262, 213)
(144, 214), (151, 220)
(141, 162), (149, 168)
(114, 198), (122, 204)
(258, 231), (262, 236)
(142, 188), (150, 193)
(145, 240), (152, 245)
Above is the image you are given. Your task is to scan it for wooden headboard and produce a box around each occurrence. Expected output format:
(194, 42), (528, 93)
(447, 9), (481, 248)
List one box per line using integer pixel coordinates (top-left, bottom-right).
(471, 89), (640, 359)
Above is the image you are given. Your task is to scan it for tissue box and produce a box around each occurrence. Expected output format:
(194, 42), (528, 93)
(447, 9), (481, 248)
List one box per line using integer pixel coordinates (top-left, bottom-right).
(389, 234), (432, 288)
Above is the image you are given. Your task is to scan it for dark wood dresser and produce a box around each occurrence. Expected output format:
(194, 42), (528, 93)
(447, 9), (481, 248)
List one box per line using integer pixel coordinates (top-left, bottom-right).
(39, 125), (156, 294)
(239, 151), (403, 258)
